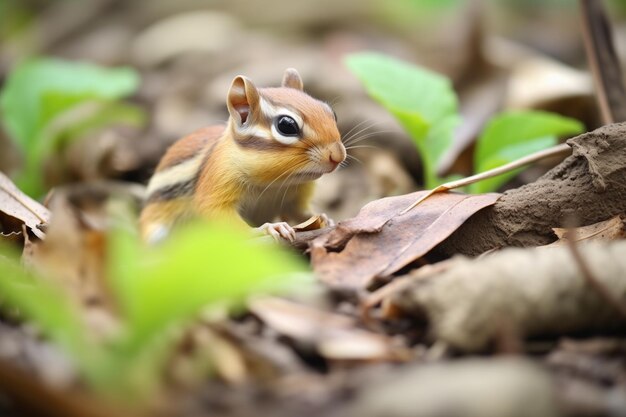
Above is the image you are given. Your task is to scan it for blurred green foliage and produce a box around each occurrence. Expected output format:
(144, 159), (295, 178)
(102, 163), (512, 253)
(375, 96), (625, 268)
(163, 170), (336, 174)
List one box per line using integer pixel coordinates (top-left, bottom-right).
(345, 52), (459, 188)
(0, 58), (145, 197)
(0, 218), (306, 403)
(346, 52), (584, 192)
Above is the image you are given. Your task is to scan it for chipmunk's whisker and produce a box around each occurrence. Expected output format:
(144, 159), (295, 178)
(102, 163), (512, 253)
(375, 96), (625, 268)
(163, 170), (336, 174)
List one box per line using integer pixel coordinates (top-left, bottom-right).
(344, 129), (396, 146)
(342, 120), (386, 145)
(341, 119), (374, 141)
(345, 144), (381, 151)
(345, 153), (364, 166)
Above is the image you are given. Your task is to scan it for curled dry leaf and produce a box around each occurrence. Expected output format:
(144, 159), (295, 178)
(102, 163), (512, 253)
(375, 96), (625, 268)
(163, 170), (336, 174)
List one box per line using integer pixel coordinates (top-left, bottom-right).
(310, 191), (500, 291)
(0, 172), (50, 240)
(293, 215), (326, 232)
(392, 240), (626, 352)
(249, 297), (409, 362)
(547, 215), (625, 246)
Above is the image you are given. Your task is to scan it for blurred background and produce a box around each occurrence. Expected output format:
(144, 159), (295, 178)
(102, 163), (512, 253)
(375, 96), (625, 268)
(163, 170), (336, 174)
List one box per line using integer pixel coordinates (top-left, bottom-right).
(1, 0), (625, 219)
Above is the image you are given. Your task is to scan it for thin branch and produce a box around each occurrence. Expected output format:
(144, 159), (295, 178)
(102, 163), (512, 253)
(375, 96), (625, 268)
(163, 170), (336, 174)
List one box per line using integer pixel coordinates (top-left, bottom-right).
(401, 143), (571, 215)
(579, 0), (626, 124)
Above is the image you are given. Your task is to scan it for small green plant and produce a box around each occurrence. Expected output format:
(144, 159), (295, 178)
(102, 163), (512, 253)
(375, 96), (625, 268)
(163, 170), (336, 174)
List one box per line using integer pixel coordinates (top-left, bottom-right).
(0, 219), (306, 404)
(345, 52), (584, 191)
(0, 58), (145, 197)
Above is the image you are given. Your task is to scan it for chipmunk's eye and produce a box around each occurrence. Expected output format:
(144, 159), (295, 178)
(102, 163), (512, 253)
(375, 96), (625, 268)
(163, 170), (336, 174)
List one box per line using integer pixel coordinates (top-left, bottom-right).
(275, 115), (300, 136)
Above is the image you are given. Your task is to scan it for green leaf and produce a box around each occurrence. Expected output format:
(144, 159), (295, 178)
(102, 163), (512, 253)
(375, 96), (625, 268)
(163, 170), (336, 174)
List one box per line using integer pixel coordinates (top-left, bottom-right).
(99, 221), (307, 399)
(112, 222), (306, 350)
(345, 52), (459, 188)
(471, 110), (584, 193)
(1, 58), (139, 149)
(0, 58), (141, 196)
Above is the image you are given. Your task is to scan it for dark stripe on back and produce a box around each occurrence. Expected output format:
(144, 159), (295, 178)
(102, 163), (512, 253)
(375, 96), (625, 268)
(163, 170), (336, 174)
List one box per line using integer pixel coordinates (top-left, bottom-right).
(146, 178), (197, 203)
(148, 138), (221, 204)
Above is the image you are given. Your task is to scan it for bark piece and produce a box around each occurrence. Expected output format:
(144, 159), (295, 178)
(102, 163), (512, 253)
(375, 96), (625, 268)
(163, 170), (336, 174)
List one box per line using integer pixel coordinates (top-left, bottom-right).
(393, 240), (626, 351)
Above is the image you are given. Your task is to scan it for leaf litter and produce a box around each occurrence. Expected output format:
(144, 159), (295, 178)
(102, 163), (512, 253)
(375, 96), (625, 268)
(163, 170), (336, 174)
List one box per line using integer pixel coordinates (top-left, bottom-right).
(0, 171), (50, 240)
(311, 190), (500, 291)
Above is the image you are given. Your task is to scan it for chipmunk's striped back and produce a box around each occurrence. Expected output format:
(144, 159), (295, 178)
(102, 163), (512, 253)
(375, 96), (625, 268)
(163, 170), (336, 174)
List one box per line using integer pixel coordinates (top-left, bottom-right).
(139, 125), (225, 240)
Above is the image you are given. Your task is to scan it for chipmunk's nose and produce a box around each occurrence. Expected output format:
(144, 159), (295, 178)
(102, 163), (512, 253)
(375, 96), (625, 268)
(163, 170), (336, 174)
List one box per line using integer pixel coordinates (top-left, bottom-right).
(326, 142), (346, 170)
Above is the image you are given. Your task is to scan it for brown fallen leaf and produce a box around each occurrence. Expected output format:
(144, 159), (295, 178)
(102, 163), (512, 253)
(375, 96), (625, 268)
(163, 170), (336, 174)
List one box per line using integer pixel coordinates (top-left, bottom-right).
(0, 172), (50, 240)
(168, 323), (249, 388)
(547, 215), (625, 246)
(310, 191), (500, 291)
(249, 297), (409, 362)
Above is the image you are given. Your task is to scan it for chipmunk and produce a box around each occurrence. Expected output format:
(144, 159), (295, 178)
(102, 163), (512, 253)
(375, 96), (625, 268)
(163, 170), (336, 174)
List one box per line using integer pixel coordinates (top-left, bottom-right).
(139, 68), (346, 243)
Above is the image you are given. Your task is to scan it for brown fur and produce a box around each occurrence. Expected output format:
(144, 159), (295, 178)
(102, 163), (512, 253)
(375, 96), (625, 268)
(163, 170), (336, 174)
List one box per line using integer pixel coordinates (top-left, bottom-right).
(155, 125), (226, 172)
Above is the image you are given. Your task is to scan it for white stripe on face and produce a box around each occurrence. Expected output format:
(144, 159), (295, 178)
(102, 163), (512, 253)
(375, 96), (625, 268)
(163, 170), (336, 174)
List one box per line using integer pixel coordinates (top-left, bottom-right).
(260, 98), (304, 145)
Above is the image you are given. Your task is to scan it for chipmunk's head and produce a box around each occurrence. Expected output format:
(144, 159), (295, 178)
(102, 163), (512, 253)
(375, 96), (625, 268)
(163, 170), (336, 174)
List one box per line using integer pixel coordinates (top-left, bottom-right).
(226, 68), (346, 185)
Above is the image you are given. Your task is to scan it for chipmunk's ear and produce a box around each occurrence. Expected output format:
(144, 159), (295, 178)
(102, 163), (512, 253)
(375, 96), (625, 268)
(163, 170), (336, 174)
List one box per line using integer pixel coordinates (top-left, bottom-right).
(281, 68), (303, 91)
(227, 76), (260, 126)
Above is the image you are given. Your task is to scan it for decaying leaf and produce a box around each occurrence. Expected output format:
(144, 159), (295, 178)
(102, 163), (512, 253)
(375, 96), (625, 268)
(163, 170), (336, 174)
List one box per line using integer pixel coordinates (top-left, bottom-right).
(392, 240), (626, 352)
(249, 297), (409, 362)
(310, 191), (499, 291)
(0, 172), (50, 240)
(548, 215), (625, 246)
(168, 324), (249, 387)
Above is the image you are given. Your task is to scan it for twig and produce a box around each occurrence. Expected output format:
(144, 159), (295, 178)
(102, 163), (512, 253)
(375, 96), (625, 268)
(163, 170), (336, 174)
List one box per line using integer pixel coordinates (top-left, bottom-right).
(565, 227), (626, 320)
(579, 0), (626, 124)
(401, 143), (571, 215)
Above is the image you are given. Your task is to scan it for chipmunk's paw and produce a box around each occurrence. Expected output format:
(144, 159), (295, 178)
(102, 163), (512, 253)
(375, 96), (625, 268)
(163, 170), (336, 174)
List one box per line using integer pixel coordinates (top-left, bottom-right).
(256, 222), (296, 242)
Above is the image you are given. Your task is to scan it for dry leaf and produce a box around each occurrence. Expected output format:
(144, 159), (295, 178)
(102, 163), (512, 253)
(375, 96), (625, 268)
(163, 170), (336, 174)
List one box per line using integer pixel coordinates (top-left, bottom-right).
(169, 324), (248, 387)
(548, 215), (625, 246)
(249, 297), (408, 362)
(310, 191), (500, 291)
(0, 172), (50, 240)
